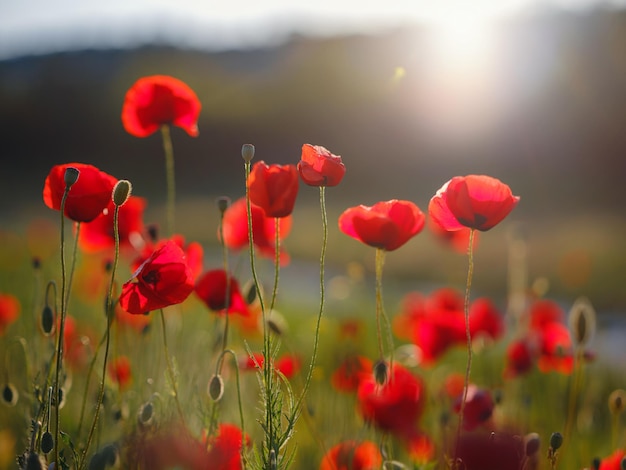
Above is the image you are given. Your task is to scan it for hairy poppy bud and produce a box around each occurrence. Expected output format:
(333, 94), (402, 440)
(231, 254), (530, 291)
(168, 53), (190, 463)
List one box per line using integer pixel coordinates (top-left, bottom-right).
(241, 144), (255, 162)
(568, 297), (596, 348)
(41, 306), (55, 336)
(524, 433), (540, 457)
(216, 196), (231, 214)
(41, 431), (54, 454)
(138, 401), (155, 429)
(112, 180), (132, 207)
(549, 432), (563, 451)
(64, 167), (80, 187)
(609, 389), (626, 415)
(592, 457), (601, 470)
(2, 383), (18, 406)
(373, 360), (388, 386)
(208, 374), (224, 402)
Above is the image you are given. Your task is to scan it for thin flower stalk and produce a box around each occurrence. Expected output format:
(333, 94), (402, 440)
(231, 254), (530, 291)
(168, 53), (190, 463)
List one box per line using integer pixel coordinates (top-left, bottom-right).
(161, 124), (176, 236)
(455, 228), (476, 460)
(159, 308), (187, 427)
(80, 203), (121, 469)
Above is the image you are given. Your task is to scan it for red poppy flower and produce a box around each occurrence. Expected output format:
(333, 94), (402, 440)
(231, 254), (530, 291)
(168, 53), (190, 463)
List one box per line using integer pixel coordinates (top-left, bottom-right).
(79, 196), (146, 253)
(132, 234), (204, 282)
(320, 440), (382, 470)
(194, 269), (249, 316)
(357, 363), (426, 438)
(297, 144), (346, 187)
(504, 339), (535, 378)
(108, 355), (132, 390)
(206, 423), (251, 470)
(248, 161), (299, 218)
(122, 75), (201, 137)
(0, 293), (20, 335)
(331, 356), (373, 393)
(455, 431), (524, 470)
(43, 163), (118, 223)
(536, 322), (573, 374)
(221, 197), (292, 263)
(339, 200), (425, 251)
(429, 175), (519, 232)
(239, 353), (300, 379)
(119, 240), (194, 314)
(453, 384), (495, 431)
(529, 299), (565, 331)
(469, 298), (504, 340)
(412, 310), (466, 364)
(598, 449), (626, 470)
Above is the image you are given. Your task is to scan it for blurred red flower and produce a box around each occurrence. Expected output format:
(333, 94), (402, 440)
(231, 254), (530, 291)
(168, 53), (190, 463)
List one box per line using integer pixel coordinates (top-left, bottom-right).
(79, 196), (146, 253)
(504, 339), (535, 378)
(598, 449), (626, 470)
(0, 293), (20, 335)
(338, 200), (425, 251)
(429, 175), (519, 232)
(108, 355), (132, 390)
(221, 197), (292, 264)
(119, 240), (194, 314)
(357, 363), (425, 438)
(319, 440), (382, 470)
(297, 144), (346, 187)
(62, 315), (94, 370)
(331, 356), (373, 393)
(206, 423), (251, 470)
(194, 269), (249, 316)
(248, 161), (299, 218)
(455, 431), (524, 470)
(121, 75), (201, 137)
(240, 352), (301, 379)
(43, 163), (117, 223)
(453, 384), (495, 431)
(428, 218), (478, 254)
(393, 289), (504, 365)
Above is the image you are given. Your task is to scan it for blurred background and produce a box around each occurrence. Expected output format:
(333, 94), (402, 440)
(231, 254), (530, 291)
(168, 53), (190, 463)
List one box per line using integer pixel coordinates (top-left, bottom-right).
(1, 0), (626, 311)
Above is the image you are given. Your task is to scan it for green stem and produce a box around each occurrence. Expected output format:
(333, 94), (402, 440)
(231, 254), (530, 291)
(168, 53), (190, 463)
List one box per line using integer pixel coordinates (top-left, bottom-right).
(455, 228), (475, 460)
(560, 348), (584, 467)
(80, 207), (120, 468)
(374, 248), (386, 361)
(161, 124), (176, 236)
(159, 309), (187, 426)
(269, 217), (280, 312)
(294, 187), (327, 416)
(53, 186), (71, 468)
(219, 207), (231, 361)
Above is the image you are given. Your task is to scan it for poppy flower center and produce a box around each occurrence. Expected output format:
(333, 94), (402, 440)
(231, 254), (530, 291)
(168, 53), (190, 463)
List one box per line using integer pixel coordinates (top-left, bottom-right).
(143, 269), (160, 287)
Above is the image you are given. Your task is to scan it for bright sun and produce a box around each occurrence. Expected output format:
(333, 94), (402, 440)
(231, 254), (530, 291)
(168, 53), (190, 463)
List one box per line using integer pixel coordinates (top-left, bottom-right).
(406, 3), (516, 143)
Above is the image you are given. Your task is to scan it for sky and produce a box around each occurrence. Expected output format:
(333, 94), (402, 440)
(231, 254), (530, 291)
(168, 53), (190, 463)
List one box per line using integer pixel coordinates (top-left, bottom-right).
(1, 0), (625, 59)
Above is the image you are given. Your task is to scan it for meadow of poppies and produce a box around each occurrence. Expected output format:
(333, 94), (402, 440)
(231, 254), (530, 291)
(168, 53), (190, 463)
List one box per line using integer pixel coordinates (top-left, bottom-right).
(0, 74), (624, 470)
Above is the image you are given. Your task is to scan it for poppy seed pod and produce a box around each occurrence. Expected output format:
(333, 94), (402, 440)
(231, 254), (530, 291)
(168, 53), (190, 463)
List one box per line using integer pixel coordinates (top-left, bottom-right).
(113, 180), (132, 207)
(208, 374), (224, 402)
(64, 167), (80, 187)
(138, 401), (155, 429)
(568, 297), (596, 349)
(609, 389), (626, 415)
(549, 432), (563, 451)
(216, 196), (231, 214)
(242, 144), (255, 162)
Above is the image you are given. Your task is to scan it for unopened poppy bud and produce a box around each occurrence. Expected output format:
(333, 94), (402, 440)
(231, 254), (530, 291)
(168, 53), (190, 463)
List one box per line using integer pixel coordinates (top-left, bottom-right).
(64, 167), (80, 187)
(32, 257), (41, 270)
(113, 180), (132, 207)
(216, 196), (231, 214)
(147, 224), (159, 242)
(208, 374), (224, 402)
(609, 389), (626, 415)
(2, 383), (18, 406)
(266, 310), (287, 336)
(41, 431), (54, 454)
(568, 297), (596, 348)
(138, 401), (155, 428)
(241, 144), (255, 162)
(373, 360), (388, 385)
(41, 306), (55, 336)
(592, 457), (601, 470)
(621, 457), (626, 470)
(524, 433), (540, 457)
(549, 432), (563, 451)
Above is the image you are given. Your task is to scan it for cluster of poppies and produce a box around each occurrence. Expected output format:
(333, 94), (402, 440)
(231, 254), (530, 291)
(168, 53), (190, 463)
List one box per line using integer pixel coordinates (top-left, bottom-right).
(26, 74), (620, 470)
